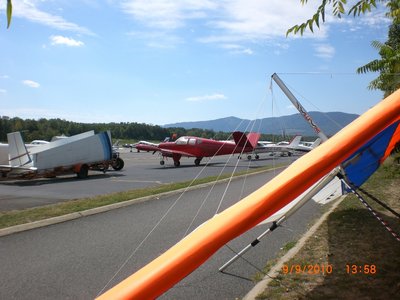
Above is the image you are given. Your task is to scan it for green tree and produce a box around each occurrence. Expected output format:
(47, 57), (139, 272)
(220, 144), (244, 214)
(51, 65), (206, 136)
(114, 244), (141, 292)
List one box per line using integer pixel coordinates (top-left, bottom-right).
(356, 2), (400, 96)
(286, 0), (396, 36)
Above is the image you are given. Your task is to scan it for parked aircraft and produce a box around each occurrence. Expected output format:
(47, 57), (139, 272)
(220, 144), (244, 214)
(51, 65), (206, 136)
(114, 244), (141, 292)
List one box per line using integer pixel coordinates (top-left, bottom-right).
(249, 135), (302, 159)
(132, 140), (161, 153)
(296, 138), (321, 152)
(0, 131), (124, 179)
(96, 76), (400, 300)
(138, 131), (260, 167)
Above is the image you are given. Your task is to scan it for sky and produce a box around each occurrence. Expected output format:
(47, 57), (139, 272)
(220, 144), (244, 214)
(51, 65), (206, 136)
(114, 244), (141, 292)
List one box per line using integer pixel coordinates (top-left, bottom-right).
(0, 0), (391, 126)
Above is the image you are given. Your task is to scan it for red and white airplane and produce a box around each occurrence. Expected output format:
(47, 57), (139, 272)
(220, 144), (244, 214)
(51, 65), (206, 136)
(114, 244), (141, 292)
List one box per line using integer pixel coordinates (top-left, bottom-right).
(136, 131), (260, 167)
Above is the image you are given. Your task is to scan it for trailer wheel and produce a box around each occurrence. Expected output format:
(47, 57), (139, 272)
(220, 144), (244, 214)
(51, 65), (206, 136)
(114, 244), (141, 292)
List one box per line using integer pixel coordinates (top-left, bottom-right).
(112, 157), (124, 171)
(77, 164), (89, 179)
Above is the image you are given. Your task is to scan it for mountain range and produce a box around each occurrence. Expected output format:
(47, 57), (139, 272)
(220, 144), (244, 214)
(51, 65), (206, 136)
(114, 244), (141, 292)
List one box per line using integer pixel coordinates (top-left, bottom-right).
(164, 112), (359, 137)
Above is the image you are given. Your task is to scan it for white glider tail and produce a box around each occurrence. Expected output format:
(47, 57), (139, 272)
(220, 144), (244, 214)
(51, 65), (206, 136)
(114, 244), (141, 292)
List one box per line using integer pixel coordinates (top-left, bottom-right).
(7, 132), (33, 168)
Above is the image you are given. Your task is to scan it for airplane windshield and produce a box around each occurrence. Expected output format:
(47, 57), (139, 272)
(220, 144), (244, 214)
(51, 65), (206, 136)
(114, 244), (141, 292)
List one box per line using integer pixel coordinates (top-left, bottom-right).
(175, 137), (190, 145)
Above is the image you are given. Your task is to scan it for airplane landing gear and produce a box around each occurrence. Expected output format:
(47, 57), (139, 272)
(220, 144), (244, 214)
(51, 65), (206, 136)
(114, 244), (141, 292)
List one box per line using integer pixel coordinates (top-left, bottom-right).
(174, 161), (180, 167)
(160, 160), (165, 166)
(194, 158), (202, 166)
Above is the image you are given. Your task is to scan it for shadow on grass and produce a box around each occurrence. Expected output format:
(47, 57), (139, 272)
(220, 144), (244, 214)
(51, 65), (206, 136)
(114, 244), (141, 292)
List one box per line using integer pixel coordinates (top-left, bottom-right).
(257, 199), (400, 299)
(304, 207), (400, 299)
(260, 204), (400, 299)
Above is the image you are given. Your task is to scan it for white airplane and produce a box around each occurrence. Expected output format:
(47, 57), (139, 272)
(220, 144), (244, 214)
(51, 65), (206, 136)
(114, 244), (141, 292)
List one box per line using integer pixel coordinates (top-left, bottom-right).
(131, 140), (161, 152)
(295, 138), (321, 152)
(248, 135), (302, 159)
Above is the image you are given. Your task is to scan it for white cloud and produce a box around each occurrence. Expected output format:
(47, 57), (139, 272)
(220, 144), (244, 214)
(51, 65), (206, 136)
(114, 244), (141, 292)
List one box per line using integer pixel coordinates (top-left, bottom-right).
(314, 44), (335, 59)
(119, 0), (327, 50)
(0, 89), (6, 94)
(126, 30), (183, 48)
(118, 0), (390, 52)
(22, 80), (40, 88)
(185, 93), (227, 102)
(0, 75), (9, 79)
(329, 4), (390, 30)
(120, 0), (217, 30)
(121, 1), (325, 36)
(9, 1), (94, 35)
(210, 0), (326, 41)
(50, 35), (84, 47)
(221, 44), (254, 55)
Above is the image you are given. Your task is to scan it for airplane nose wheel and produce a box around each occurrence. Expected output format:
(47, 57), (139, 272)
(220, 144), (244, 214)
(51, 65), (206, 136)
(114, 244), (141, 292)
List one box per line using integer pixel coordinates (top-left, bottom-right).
(160, 160), (165, 166)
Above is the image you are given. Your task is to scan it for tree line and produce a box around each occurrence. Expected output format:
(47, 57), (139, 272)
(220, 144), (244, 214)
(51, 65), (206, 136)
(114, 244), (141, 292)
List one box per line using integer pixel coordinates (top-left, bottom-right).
(0, 116), (172, 142)
(0, 116), (292, 144)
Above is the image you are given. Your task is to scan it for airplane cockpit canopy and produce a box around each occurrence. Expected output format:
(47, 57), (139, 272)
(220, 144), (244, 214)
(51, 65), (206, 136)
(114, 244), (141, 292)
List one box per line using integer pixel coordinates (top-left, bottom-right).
(175, 137), (201, 145)
(175, 137), (190, 145)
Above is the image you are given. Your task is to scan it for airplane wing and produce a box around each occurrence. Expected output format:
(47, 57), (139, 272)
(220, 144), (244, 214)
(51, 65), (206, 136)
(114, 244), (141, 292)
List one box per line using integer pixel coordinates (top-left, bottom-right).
(261, 175), (344, 224)
(312, 138), (322, 148)
(342, 117), (400, 188)
(97, 89), (400, 300)
(135, 144), (161, 152)
(159, 148), (195, 158)
(29, 131), (95, 155)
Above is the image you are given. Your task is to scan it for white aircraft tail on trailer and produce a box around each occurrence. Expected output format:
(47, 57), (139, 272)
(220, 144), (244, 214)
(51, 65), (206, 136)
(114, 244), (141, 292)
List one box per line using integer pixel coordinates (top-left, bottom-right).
(0, 130), (120, 180)
(7, 132), (33, 168)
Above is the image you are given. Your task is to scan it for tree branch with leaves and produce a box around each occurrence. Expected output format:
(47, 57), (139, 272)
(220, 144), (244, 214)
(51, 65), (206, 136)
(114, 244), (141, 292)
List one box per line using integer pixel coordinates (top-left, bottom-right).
(3, 0), (12, 28)
(288, 0), (400, 96)
(286, 0), (390, 36)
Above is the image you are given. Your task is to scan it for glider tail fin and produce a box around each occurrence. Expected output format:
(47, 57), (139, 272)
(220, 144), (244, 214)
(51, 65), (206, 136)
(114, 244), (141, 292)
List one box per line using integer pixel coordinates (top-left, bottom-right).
(7, 132), (32, 167)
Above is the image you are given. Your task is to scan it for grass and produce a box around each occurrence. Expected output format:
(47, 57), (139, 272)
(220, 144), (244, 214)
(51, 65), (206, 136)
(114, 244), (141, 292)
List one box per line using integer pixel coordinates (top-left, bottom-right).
(0, 163), (287, 229)
(256, 155), (400, 299)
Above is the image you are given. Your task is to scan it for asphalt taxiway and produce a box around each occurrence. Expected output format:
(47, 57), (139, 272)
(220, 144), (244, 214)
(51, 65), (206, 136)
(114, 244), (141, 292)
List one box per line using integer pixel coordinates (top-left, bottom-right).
(0, 156), (324, 300)
(0, 148), (295, 211)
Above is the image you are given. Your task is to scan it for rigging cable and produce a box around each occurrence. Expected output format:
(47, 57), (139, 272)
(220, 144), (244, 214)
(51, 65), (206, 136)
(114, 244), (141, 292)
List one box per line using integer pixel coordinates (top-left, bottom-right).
(338, 174), (400, 243)
(214, 93), (268, 215)
(358, 186), (400, 219)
